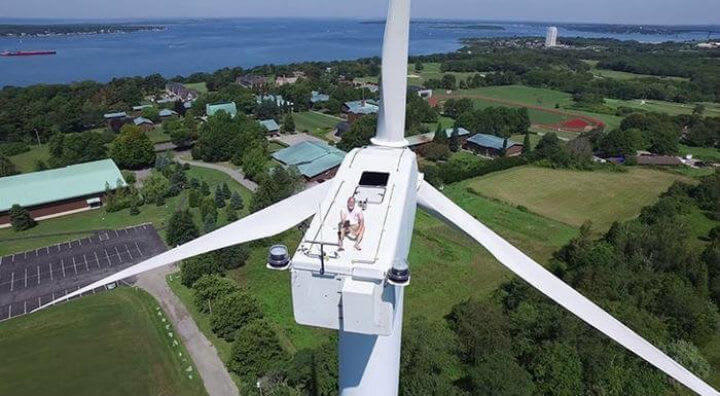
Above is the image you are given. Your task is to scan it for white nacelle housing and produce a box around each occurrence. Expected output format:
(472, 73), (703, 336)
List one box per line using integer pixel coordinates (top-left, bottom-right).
(290, 146), (418, 336)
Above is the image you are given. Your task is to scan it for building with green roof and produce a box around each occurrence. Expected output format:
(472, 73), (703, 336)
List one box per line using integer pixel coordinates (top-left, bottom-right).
(206, 102), (237, 118)
(271, 141), (346, 182)
(0, 159), (126, 226)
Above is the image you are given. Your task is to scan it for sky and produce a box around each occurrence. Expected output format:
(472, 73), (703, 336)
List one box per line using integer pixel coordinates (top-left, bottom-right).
(1, 0), (719, 25)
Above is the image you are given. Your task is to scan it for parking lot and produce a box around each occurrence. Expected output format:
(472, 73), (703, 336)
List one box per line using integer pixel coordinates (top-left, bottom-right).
(0, 223), (167, 322)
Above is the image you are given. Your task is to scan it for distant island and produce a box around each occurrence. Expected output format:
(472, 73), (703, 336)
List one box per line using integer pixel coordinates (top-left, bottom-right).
(0, 24), (166, 37)
(559, 23), (720, 35)
(360, 20), (504, 31)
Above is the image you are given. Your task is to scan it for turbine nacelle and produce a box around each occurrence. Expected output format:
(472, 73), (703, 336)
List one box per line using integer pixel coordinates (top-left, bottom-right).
(288, 146), (418, 336)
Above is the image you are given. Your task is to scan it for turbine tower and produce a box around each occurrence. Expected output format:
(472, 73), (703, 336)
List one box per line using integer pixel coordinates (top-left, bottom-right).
(38, 1), (719, 395)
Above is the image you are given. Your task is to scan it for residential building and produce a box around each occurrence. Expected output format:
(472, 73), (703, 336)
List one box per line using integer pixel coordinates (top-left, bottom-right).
(159, 109), (178, 118)
(237, 75), (268, 89)
(206, 102), (238, 118)
(104, 112), (130, 132)
(103, 111), (127, 120)
(133, 117), (155, 131)
(0, 159), (126, 227)
(311, 91), (331, 104)
(271, 141), (346, 182)
(259, 119), (281, 136)
(465, 133), (524, 157)
(256, 94), (293, 108)
(165, 82), (199, 101)
(406, 127), (472, 150)
(343, 100), (380, 123)
(635, 155), (683, 166)
(275, 76), (299, 86)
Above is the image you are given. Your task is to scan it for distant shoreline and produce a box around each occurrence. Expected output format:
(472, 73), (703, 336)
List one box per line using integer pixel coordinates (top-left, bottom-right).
(0, 24), (166, 38)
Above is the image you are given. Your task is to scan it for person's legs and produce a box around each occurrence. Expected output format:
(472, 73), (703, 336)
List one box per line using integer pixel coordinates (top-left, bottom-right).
(338, 222), (347, 251)
(353, 224), (365, 250)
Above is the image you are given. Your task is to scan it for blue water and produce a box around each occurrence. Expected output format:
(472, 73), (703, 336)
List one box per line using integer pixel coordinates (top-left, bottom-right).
(0, 18), (713, 87)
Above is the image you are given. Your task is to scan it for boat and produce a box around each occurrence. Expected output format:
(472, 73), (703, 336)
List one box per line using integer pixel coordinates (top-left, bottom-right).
(1, 50), (57, 57)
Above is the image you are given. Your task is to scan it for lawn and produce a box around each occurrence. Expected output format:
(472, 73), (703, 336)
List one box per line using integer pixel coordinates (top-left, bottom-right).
(184, 82), (209, 94)
(0, 288), (206, 396)
(9, 144), (51, 173)
(293, 111), (342, 139)
(0, 166), (253, 256)
(146, 127), (172, 144)
(464, 166), (690, 231)
(408, 62), (477, 85)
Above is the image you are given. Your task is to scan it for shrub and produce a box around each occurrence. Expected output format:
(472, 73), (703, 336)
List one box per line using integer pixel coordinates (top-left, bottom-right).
(193, 274), (241, 313)
(210, 291), (264, 341)
(180, 255), (224, 287)
(229, 319), (288, 380)
(9, 204), (36, 231)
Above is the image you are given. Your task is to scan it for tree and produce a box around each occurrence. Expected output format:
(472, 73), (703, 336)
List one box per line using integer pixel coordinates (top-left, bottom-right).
(200, 181), (211, 196)
(9, 204), (36, 231)
(210, 291), (264, 341)
(282, 113), (296, 133)
(250, 166), (303, 212)
(193, 274), (241, 313)
(200, 197), (218, 222)
(418, 142), (451, 161)
(0, 155), (17, 177)
(229, 319), (289, 381)
(441, 74), (457, 90)
(240, 144), (268, 181)
(166, 210), (199, 246)
(109, 124), (156, 169)
(180, 255), (224, 287)
(164, 118), (193, 148)
(225, 206), (238, 222)
(129, 201), (140, 216)
(448, 125), (460, 152)
(465, 353), (535, 396)
(188, 189), (201, 208)
(414, 62), (424, 72)
(48, 131), (107, 167)
(230, 191), (244, 210)
(433, 122), (447, 145)
(141, 106), (160, 122)
(141, 171), (170, 205)
(400, 316), (460, 395)
(693, 104), (706, 116)
(214, 186), (227, 208)
(195, 112), (266, 162)
(221, 182), (231, 199)
(337, 115), (377, 151)
(443, 98), (473, 119)
(203, 214), (217, 233)
(523, 133), (532, 154)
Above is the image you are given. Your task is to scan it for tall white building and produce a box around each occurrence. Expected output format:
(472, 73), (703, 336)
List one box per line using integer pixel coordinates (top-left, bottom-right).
(545, 26), (558, 47)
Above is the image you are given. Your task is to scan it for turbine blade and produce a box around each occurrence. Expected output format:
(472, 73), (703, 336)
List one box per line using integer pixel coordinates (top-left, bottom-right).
(416, 181), (718, 396)
(371, 0), (411, 147)
(35, 182), (331, 312)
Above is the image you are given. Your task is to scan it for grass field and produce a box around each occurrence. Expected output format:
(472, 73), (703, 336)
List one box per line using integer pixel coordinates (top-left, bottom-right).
(9, 144), (51, 173)
(408, 62), (477, 85)
(146, 127), (172, 144)
(605, 98), (720, 118)
(0, 288), (206, 396)
(184, 82), (209, 94)
(464, 166), (689, 231)
(293, 111), (342, 139)
(0, 166), (253, 256)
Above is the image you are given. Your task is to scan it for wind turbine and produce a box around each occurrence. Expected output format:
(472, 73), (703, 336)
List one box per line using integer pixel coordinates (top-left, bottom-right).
(38, 1), (719, 395)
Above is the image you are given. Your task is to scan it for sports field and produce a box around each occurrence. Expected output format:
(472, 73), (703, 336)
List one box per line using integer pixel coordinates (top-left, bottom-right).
(0, 288), (206, 396)
(464, 166), (689, 231)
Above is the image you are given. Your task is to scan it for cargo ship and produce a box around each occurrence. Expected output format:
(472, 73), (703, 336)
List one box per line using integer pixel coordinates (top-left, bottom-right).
(1, 50), (57, 57)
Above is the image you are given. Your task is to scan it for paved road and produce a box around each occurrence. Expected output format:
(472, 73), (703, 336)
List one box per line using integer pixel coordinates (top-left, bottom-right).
(0, 224), (166, 321)
(136, 266), (239, 396)
(175, 154), (258, 192)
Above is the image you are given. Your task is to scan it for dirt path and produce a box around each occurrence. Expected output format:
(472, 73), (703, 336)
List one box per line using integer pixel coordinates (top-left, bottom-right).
(136, 266), (239, 396)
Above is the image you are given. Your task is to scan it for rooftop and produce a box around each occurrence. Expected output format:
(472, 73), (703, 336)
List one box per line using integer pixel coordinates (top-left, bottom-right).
(159, 109), (178, 117)
(467, 133), (521, 151)
(405, 127), (471, 147)
(133, 117), (153, 125)
(103, 112), (127, 119)
(311, 91), (330, 103)
(271, 141), (346, 179)
(256, 95), (292, 107)
(344, 100), (379, 115)
(206, 102), (237, 117)
(259, 119), (280, 132)
(0, 159), (126, 212)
